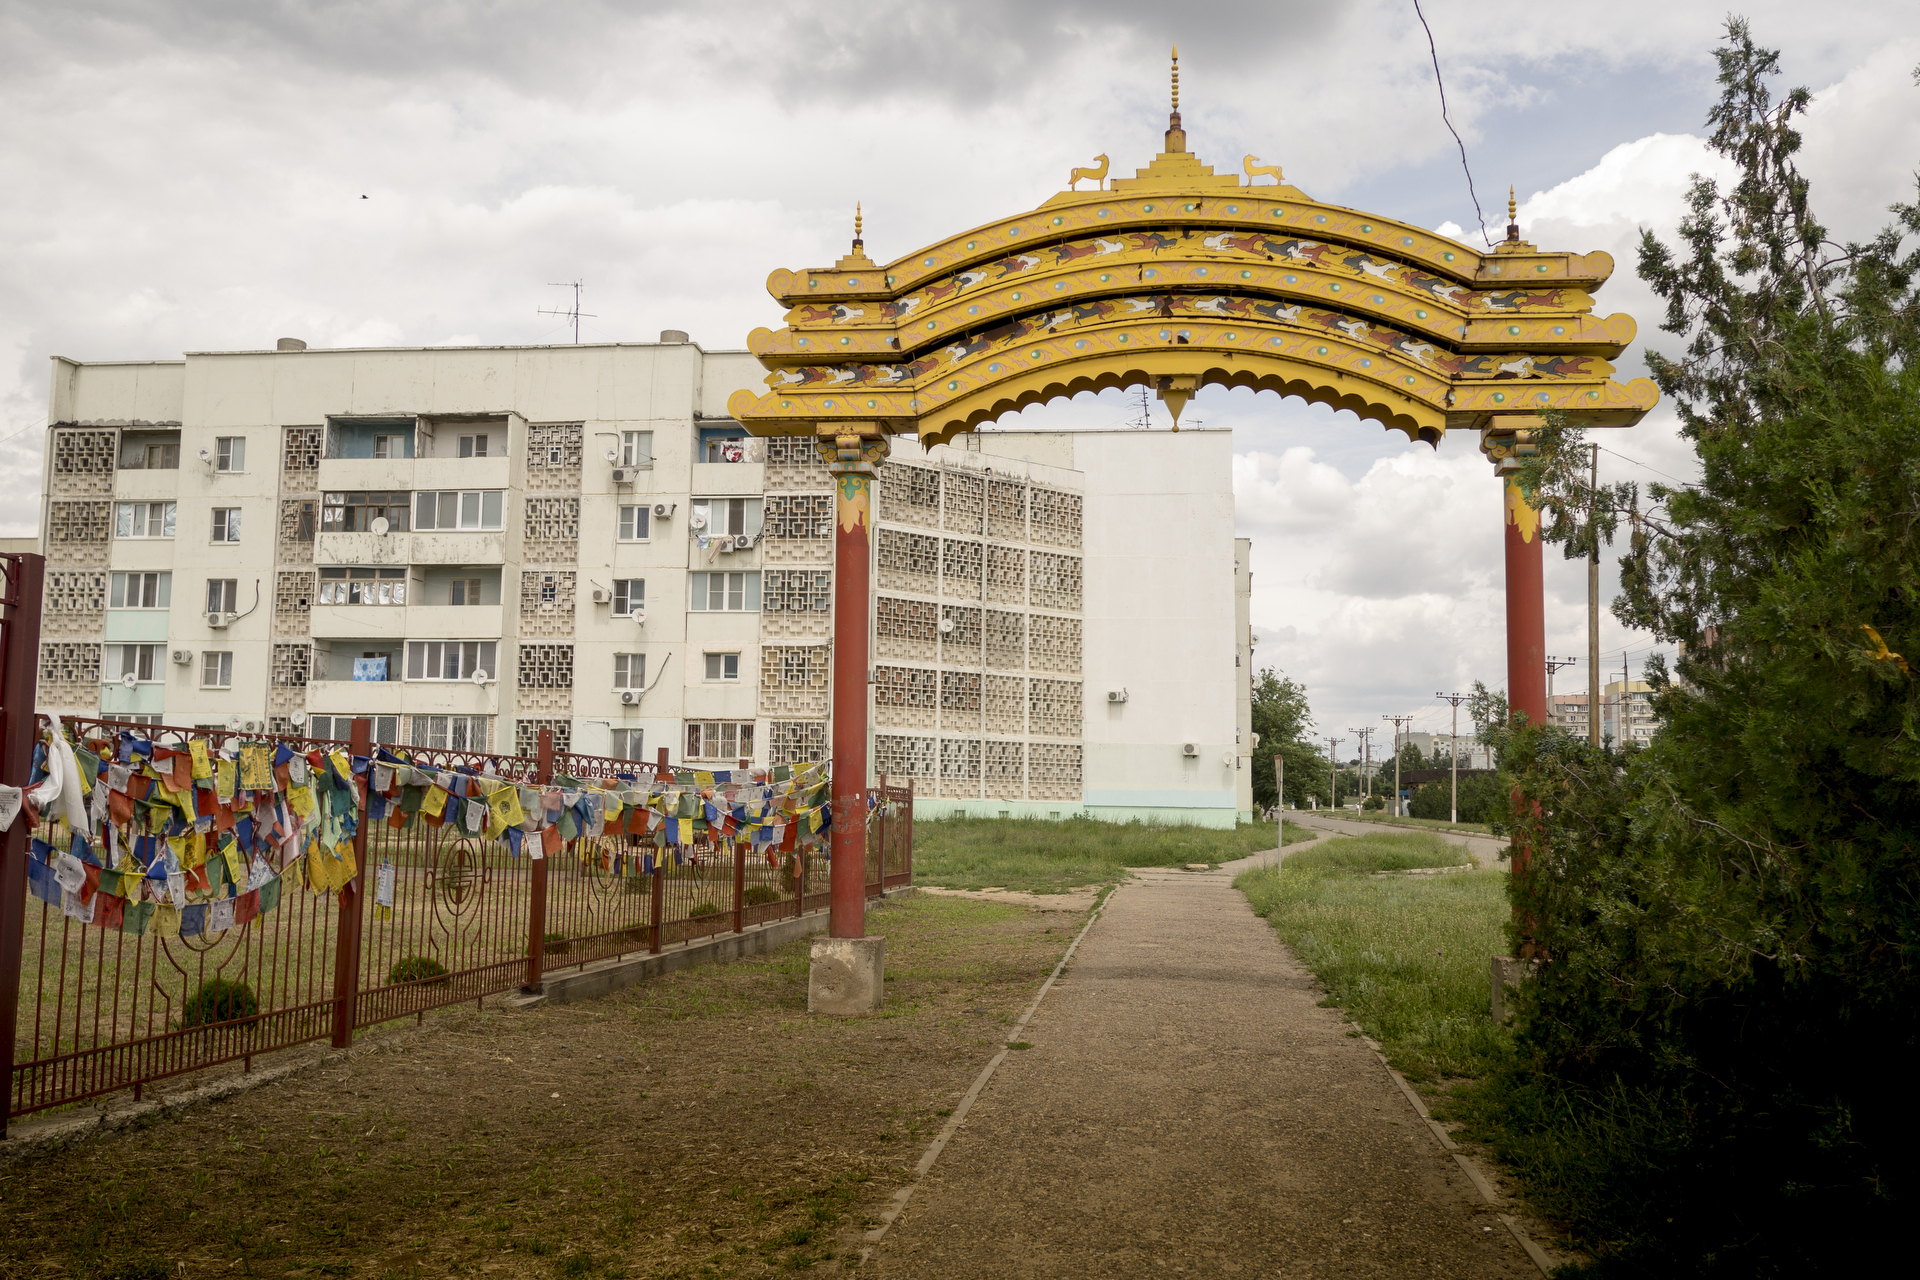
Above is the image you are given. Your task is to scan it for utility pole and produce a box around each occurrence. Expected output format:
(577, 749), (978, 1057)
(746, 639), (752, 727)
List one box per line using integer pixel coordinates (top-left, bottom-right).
(1436, 692), (1468, 824)
(1326, 737), (1343, 813)
(1588, 443), (1602, 746)
(1382, 713), (1414, 817)
(1349, 727), (1374, 805)
(1545, 655), (1578, 727)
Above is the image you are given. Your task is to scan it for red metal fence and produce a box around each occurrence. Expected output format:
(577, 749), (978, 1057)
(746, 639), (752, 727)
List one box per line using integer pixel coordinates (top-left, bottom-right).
(2, 702), (912, 1131)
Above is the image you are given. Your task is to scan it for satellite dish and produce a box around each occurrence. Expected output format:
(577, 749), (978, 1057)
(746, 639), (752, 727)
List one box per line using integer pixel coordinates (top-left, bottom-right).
(290, 710), (307, 727)
(198, 448), (212, 463)
(632, 607), (646, 625)
(688, 511), (708, 531)
(370, 516), (390, 536)
(121, 672), (137, 689)
(603, 447), (618, 463)
(226, 715), (242, 730)
(470, 668), (489, 684)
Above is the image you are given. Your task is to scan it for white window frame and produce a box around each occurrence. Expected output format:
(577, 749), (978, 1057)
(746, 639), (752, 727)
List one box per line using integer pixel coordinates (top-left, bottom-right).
(214, 436), (246, 472)
(310, 714), (402, 745)
(612, 578), (645, 617)
(404, 640), (497, 682)
(611, 728), (645, 761)
(114, 502), (176, 540)
(372, 434), (407, 460)
(200, 651), (233, 689)
(617, 505), (651, 542)
(457, 433), (491, 458)
(684, 720), (753, 762)
(206, 578), (239, 614)
(690, 497), (763, 538)
(211, 507), (242, 543)
(409, 714), (488, 751)
(106, 643), (164, 683)
(613, 653), (646, 689)
(703, 652), (740, 682)
(620, 431), (653, 468)
(414, 490), (505, 531)
(449, 576), (484, 606)
(687, 571), (761, 612)
(109, 571), (170, 609)
(317, 567), (408, 606)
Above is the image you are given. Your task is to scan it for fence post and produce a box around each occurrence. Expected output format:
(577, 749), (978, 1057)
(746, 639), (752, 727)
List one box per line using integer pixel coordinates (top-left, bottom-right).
(523, 729), (554, 993)
(905, 778), (914, 884)
(329, 717), (374, 1048)
(795, 849), (806, 919)
(0, 553), (45, 1136)
(649, 858), (664, 953)
(732, 841), (745, 933)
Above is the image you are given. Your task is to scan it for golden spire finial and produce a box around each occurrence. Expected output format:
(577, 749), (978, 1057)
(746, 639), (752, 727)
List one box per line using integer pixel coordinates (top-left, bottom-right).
(853, 202), (863, 249)
(1165, 45), (1186, 153)
(1506, 185), (1519, 242)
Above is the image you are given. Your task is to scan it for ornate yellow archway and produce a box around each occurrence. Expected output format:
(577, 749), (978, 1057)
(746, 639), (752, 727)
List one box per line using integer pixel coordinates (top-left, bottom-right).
(737, 54), (1657, 944)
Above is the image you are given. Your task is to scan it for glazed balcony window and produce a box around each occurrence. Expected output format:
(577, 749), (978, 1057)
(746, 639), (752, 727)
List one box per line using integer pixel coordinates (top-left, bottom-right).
(321, 491), (411, 533)
(318, 567), (409, 605)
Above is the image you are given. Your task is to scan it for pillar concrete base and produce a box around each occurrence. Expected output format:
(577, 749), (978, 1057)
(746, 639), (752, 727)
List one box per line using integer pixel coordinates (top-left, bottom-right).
(1490, 954), (1541, 1021)
(808, 936), (885, 1016)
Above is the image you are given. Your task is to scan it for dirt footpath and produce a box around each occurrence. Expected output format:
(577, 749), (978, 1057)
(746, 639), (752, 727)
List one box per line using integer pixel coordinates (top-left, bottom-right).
(869, 862), (1537, 1277)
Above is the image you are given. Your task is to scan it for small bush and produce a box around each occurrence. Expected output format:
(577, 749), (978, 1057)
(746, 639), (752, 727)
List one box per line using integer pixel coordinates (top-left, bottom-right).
(688, 900), (722, 919)
(180, 977), (258, 1028)
(743, 885), (782, 907)
(387, 954), (448, 986)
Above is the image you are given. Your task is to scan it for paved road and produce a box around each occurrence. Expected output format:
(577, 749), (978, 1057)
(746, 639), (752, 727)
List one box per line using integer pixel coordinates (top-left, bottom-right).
(1292, 812), (1513, 867)
(868, 849), (1536, 1277)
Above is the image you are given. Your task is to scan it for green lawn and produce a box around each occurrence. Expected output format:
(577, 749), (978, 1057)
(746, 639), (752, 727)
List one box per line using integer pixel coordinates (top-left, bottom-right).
(1238, 832), (1510, 1082)
(1299, 810), (1496, 836)
(913, 817), (1317, 893)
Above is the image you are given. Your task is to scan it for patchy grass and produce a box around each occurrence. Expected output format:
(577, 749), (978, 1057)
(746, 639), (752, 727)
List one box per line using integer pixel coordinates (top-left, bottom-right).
(0, 894), (1079, 1280)
(1238, 832), (1509, 1083)
(914, 817), (1316, 894)
(1304, 811), (1496, 836)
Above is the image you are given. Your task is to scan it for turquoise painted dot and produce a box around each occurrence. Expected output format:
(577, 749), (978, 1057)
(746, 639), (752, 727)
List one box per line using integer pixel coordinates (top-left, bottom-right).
(925, 321), (937, 330)
(1051, 217), (1063, 226)
(867, 399), (876, 408)
(947, 381), (959, 391)
(1316, 346), (1329, 355)
(1097, 209), (1110, 218)
(1227, 205), (1239, 213)
(886, 276), (895, 285)
(824, 400), (835, 409)
(1329, 283), (1342, 292)
(1074, 340), (1087, 349)
(989, 363), (1002, 373)
(1099, 273), (1112, 282)
(1118, 334), (1129, 343)
(1029, 348), (1042, 358)
(1443, 252), (1456, 262)
(1225, 332), (1237, 340)
(1272, 209), (1285, 217)
(1507, 325), (1521, 335)
(1401, 237), (1414, 246)
(1054, 282), (1066, 290)
(847, 278), (859, 286)
(1142, 204), (1155, 212)
(1360, 358), (1372, 367)
(1158, 330), (1171, 340)
(1011, 292), (1021, 300)
(1493, 392), (1506, 403)
(1553, 325), (1566, 335)
(1285, 275), (1298, 284)
(781, 400), (792, 408)
(1009, 226), (1021, 236)
(808, 279), (818, 289)
(1537, 392), (1551, 401)
(1195, 268), (1208, 276)
(796, 337), (808, 345)
(1184, 203), (1197, 211)
(1415, 309), (1428, 320)
(968, 305), (980, 315)
(1144, 270), (1156, 278)
(1361, 224), (1373, 233)
(1536, 264), (1548, 272)
(924, 257), (936, 266)
(838, 336), (850, 345)
(1272, 337), (1284, 345)
(1405, 376), (1416, 384)
(1372, 295), (1384, 304)
(967, 241), (977, 250)
(1240, 270), (1252, 279)
(1315, 215), (1327, 224)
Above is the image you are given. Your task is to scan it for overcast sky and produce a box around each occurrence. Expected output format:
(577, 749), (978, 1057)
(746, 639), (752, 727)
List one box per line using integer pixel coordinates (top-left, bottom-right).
(3, 1), (1915, 748)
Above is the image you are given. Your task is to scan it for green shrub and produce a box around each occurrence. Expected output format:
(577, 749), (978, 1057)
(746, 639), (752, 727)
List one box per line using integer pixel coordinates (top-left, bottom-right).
(180, 977), (258, 1028)
(743, 885), (782, 906)
(687, 900), (722, 919)
(387, 954), (448, 985)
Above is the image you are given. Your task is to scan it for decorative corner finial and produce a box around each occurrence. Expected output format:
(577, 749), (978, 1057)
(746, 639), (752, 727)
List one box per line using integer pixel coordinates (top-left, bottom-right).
(854, 202), (863, 249)
(1506, 186), (1519, 242)
(1165, 45), (1186, 153)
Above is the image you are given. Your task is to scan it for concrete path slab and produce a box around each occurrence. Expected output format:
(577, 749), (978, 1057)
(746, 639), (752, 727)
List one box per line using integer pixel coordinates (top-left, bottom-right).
(868, 848), (1537, 1277)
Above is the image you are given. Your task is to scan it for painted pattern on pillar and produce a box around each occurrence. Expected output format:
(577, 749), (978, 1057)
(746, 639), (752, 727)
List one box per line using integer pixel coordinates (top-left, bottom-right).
(1504, 475), (1541, 543)
(834, 474), (872, 535)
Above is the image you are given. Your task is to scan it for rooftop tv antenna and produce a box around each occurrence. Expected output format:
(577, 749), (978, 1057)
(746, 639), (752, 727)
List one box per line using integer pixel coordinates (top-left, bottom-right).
(538, 280), (596, 343)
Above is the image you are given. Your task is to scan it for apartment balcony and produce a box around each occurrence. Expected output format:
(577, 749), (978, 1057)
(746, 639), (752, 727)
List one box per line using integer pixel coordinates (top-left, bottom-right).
(306, 678), (500, 717)
(308, 603), (505, 641)
(314, 530), (507, 566)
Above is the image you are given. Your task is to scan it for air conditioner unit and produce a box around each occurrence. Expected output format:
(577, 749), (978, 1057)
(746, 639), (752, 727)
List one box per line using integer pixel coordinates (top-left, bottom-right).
(243, 719), (265, 733)
(206, 612), (231, 629)
(732, 533), (754, 550)
(620, 690), (639, 705)
(1181, 742), (1200, 758)
(715, 535), (734, 553)
(611, 466), (639, 484)
(1106, 689), (1128, 703)
(590, 587), (610, 604)
(170, 649), (194, 666)
(652, 502), (674, 518)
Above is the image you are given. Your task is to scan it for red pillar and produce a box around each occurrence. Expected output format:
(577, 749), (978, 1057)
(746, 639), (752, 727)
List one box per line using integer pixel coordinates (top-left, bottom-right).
(0, 553), (45, 1137)
(1502, 474), (1548, 728)
(822, 430), (888, 939)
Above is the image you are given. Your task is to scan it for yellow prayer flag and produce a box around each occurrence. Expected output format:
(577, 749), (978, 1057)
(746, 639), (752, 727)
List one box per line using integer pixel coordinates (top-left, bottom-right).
(152, 904), (180, 938)
(238, 744), (272, 792)
(188, 737), (213, 780)
(287, 784), (315, 818)
(486, 781), (525, 829)
(215, 759), (236, 803)
(221, 838), (245, 885)
(421, 785), (449, 818)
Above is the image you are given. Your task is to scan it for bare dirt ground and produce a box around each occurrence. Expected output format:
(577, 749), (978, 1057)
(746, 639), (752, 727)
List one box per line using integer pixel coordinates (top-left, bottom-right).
(0, 895), (1074, 1280)
(868, 860), (1540, 1278)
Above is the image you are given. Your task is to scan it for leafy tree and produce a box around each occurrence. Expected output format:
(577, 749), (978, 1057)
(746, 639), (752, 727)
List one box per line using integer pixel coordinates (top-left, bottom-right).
(1483, 20), (1920, 1275)
(1249, 667), (1322, 809)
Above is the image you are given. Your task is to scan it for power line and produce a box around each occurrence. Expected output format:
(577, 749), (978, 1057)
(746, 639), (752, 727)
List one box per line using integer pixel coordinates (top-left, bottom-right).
(1412, 0), (1492, 248)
